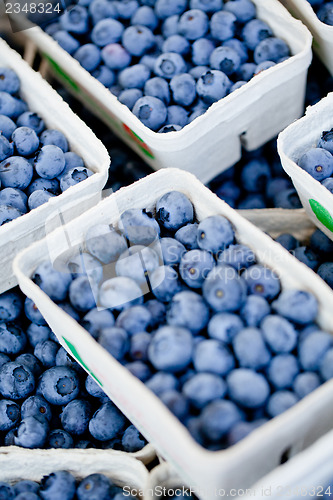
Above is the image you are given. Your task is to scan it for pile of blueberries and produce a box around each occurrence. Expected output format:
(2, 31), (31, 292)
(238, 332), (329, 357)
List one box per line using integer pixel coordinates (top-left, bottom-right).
(0, 67), (94, 226)
(0, 288), (147, 451)
(308, 0), (333, 25)
(297, 127), (333, 193)
(275, 228), (333, 289)
(44, 0), (291, 131)
(0, 471), (132, 500)
(32, 190), (333, 451)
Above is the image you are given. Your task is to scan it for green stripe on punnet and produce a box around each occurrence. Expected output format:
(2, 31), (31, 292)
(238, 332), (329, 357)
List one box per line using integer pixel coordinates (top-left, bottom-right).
(62, 336), (103, 386)
(309, 199), (333, 232)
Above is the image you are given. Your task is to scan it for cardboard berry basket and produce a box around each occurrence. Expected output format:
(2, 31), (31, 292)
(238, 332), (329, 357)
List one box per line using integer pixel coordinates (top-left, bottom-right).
(14, 0), (312, 183)
(279, 0), (333, 75)
(0, 447), (148, 495)
(12, 168), (333, 499)
(277, 92), (333, 241)
(0, 39), (110, 294)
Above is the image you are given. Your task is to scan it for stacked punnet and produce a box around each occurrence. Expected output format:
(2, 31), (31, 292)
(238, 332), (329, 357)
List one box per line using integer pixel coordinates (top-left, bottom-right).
(43, 0), (291, 131)
(29, 188), (332, 451)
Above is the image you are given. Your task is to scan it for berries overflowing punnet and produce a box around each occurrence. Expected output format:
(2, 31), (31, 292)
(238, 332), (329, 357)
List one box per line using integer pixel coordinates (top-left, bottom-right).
(0, 67), (94, 226)
(44, 0), (291, 131)
(32, 190), (330, 451)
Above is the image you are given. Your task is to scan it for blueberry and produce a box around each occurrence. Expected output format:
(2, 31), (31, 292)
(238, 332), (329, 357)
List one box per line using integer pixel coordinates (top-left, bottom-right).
(155, 0), (187, 18)
(119, 64), (151, 91)
(254, 36), (290, 64)
(67, 252), (103, 284)
(272, 289), (318, 325)
(99, 277), (143, 311)
(0, 115), (16, 139)
(293, 372), (321, 398)
(13, 481), (40, 496)
(273, 188), (302, 209)
(291, 246), (319, 271)
(0, 352), (10, 368)
(125, 360), (152, 381)
(81, 307), (115, 339)
(175, 223), (199, 249)
(166, 105), (189, 126)
(162, 34), (190, 55)
(98, 327), (129, 360)
(119, 89), (143, 109)
(202, 265), (245, 312)
(319, 348), (333, 381)
(161, 15), (180, 37)
(261, 315), (297, 353)
(114, 0), (139, 19)
(60, 167), (93, 191)
(182, 373), (226, 409)
(191, 38), (215, 66)
(14, 416), (49, 448)
(238, 194), (266, 209)
(116, 305), (152, 336)
(236, 62), (256, 81)
(155, 237), (186, 266)
(89, 401), (126, 441)
(24, 298), (46, 325)
(146, 299), (166, 328)
(266, 390), (298, 418)
(318, 3), (333, 25)
(34, 145), (66, 180)
(207, 312), (244, 342)
(275, 233), (300, 252)
(227, 419), (267, 446)
(0, 188), (27, 213)
(0, 323), (27, 354)
(28, 191), (56, 210)
(266, 178), (293, 203)
(242, 19), (273, 50)
(21, 395), (52, 422)
(116, 245), (159, 285)
(210, 46), (241, 76)
(310, 229), (333, 255)
(38, 366), (80, 405)
(27, 178), (60, 196)
(196, 70), (231, 104)
(241, 158), (271, 193)
(144, 77), (170, 105)
(0, 68), (20, 94)
(318, 128), (333, 155)
(298, 148), (333, 181)
(77, 474), (113, 500)
(91, 18), (124, 46)
(122, 25), (155, 57)
(227, 368), (270, 408)
(85, 375), (108, 400)
(129, 332), (151, 361)
(210, 10), (237, 41)
(15, 353), (41, 378)
(86, 224), (127, 264)
(167, 290), (210, 334)
(194, 339), (235, 375)
(0, 291), (22, 322)
(0, 156), (33, 189)
(190, 0), (222, 12)
(89, 0), (117, 24)
(39, 471), (76, 500)
(34, 340), (59, 367)
(0, 362), (35, 399)
(199, 399), (243, 442)
(0, 483), (15, 500)
(69, 276), (97, 312)
(198, 215), (234, 253)
(101, 44), (132, 70)
(154, 52), (187, 79)
(131, 6), (158, 30)
(242, 264), (281, 301)
(47, 429), (74, 449)
(40, 129), (68, 153)
(0, 92), (21, 119)
(132, 96), (167, 130)
(218, 244), (256, 271)
(146, 372), (179, 396)
(299, 331), (332, 371)
(0, 135), (13, 162)
(267, 354), (299, 390)
(233, 327), (271, 369)
(0, 204), (22, 225)
(0, 399), (20, 431)
(224, 0), (256, 23)
(92, 66), (116, 87)
(156, 191), (194, 231)
(148, 325), (193, 372)
(317, 263), (333, 289)
(119, 208), (160, 246)
(321, 177), (333, 194)
(170, 73), (197, 106)
(121, 424), (146, 452)
(53, 30), (80, 55)
(26, 323), (51, 347)
(179, 249), (215, 288)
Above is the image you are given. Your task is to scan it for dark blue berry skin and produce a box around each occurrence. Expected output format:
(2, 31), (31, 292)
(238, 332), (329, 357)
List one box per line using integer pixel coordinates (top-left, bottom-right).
(183, 373), (226, 409)
(272, 290), (318, 325)
(60, 5), (89, 34)
(144, 77), (171, 105)
(13, 481), (40, 496)
(291, 246), (319, 271)
(317, 263), (333, 289)
(15, 354), (42, 378)
(227, 368), (270, 408)
(116, 305), (152, 336)
(310, 229), (333, 255)
(77, 474), (113, 500)
(122, 25), (155, 57)
(98, 327), (129, 360)
(60, 399), (92, 435)
(0, 482), (15, 500)
(34, 340), (59, 368)
(167, 290), (210, 334)
(317, 3), (333, 25)
(125, 360), (152, 381)
(318, 128), (333, 155)
(0, 291), (22, 322)
(267, 354), (299, 390)
(299, 331), (332, 371)
(0, 156), (33, 190)
(0, 115), (16, 139)
(0, 135), (13, 162)
(179, 249), (215, 288)
(34, 145), (66, 180)
(150, 264), (181, 299)
(0, 362), (35, 399)
(21, 395), (52, 422)
(38, 366), (80, 405)
(0, 352), (10, 368)
(218, 244), (256, 271)
(121, 424), (146, 452)
(207, 312), (243, 342)
(196, 70), (231, 104)
(197, 215), (234, 254)
(148, 325), (193, 372)
(224, 0), (256, 23)
(242, 264), (281, 301)
(119, 89), (143, 110)
(81, 308), (115, 339)
(47, 429), (74, 448)
(26, 324), (51, 347)
(39, 471), (76, 500)
(15, 491), (41, 500)
(0, 188), (28, 213)
(154, 52), (187, 79)
(89, 402), (126, 441)
(69, 276), (97, 312)
(175, 223), (199, 250)
(33, 261), (72, 303)
(298, 148), (333, 181)
(194, 339), (235, 375)
(0, 68), (20, 94)
(132, 96), (167, 131)
(0, 399), (20, 431)
(12, 127), (39, 157)
(293, 372), (321, 399)
(199, 399), (243, 442)
(40, 129), (68, 153)
(232, 327), (271, 370)
(156, 191), (194, 231)
(266, 390), (298, 418)
(261, 315), (297, 353)
(14, 416), (49, 448)
(24, 298), (46, 326)
(242, 19), (273, 50)
(202, 265), (246, 312)
(160, 389), (190, 421)
(119, 208), (160, 246)
(210, 10), (237, 41)
(146, 372), (179, 396)
(275, 233), (299, 251)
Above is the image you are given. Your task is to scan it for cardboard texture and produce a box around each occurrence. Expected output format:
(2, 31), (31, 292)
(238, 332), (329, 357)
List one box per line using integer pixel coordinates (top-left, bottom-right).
(280, 0), (333, 75)
(0, 39), (110, 293)
(17, 0), (312, 183)
(13, 169), (333, 500)
(277, 92), (333, 241)
(0, 447), (148, 493)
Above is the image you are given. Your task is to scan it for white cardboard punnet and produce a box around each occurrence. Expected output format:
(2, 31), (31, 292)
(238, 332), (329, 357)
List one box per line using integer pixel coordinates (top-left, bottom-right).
(16, 0), (312, 183)
(13, 169), (333, 499)
(0, 39), (110, 293)
(277, 92), (333, 241)
(0, 447), (148, 492)
(280, 0), (333, 75)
